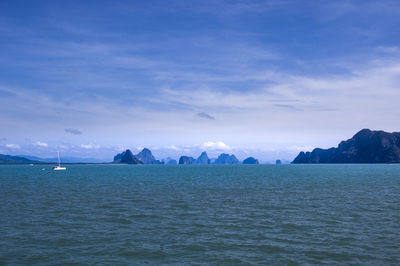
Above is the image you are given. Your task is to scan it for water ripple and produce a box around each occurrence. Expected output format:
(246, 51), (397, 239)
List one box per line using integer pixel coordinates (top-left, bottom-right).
(0, 164), (399, 265)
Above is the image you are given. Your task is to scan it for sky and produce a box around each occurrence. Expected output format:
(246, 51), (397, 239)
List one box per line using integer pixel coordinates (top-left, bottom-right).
(0, 0), (399, 162)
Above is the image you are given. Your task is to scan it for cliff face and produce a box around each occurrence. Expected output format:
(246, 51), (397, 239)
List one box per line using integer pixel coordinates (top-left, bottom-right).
(196, 152), (210, 164)
(136, 148), (161, 164)
(293, 129), (400, 163)
(179, 156), (195, 165)
(214, 153), (239, 164)
(113, 149), (143, 164)
(243, 157), (259, 164)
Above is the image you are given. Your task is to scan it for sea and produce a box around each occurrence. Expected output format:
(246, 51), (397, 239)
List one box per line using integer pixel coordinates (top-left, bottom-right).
(0, 164), (399, 265)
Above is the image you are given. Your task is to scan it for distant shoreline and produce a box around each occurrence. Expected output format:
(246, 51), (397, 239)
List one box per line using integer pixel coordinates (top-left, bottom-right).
(0, 162), (115, 165)
(5, 161), (398, 166)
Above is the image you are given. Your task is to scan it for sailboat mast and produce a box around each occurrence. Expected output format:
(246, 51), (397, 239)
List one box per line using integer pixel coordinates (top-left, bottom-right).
(58, 151), (61, 167)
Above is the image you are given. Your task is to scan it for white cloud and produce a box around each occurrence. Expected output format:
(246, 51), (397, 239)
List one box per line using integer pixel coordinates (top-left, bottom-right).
(1, 39), (400, 161)
(156, 58), (400, 114)
(5, 143), (20, 149)
(286, 145), (315, 152)
(34, 141), (48, 147)
(80, 143), (100, 149)
(168, 145), (180, 151)
(202, 141), (231, 150)
(114, 146), (125, 151)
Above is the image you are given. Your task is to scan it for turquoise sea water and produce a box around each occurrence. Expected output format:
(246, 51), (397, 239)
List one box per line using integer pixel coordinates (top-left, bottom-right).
(0, 164), (399, 265)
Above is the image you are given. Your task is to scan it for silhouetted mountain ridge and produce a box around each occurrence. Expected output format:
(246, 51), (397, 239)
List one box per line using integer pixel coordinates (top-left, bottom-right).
(113, 150), (142, 164)
(196, 152), (210, 164)
(179, 156), (195, 165)
(0, 154), (37, 164)
(243, 157), (259, 164)
(293, 129), (400, 163)
(19, 155), (106, 163)
(214, 153), (240, 164)
(136, 148), (161, 164)
(112, 149), (261, 165)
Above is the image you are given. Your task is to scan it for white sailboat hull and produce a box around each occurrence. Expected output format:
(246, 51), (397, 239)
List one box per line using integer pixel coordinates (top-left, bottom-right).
(52, 166), (66, 170)
(52, 151), (66, 170)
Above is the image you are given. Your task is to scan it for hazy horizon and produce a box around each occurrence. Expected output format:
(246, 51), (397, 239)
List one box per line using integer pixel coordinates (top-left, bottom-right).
(1, 0), (399, 161)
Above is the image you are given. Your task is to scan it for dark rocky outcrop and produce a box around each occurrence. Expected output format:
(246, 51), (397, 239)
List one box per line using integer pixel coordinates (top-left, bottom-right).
(0, 154), (37, 164)
(113, 149), (142, 164)
(113, 152), (123, 163)
(214, 153), (240, 164)
(136, 148), (161, 164)
(292, 129), (400, 163)
(179, 156), (195, 165)
(196, 152), (210, 164)
(243, 157), (259, 164)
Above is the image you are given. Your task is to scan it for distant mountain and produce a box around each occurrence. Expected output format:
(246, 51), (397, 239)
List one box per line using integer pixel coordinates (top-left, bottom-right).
(179, 156), (195, 165)
(113, 152), (124, 163)
(293, 129), (400, 163)
(0, 154), (37, 164)
(164, 157), (177, 165)
(113, 149), (142, 164)
(214, 153), (240, 164)
(136, 148), (161, 164)
(243, 157), (259, 164)
(196, 152), (210, 164)
(20, 155), (106, 163)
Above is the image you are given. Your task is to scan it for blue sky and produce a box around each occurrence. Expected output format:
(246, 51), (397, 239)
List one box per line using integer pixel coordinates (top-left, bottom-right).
(0, 0), (399, 161)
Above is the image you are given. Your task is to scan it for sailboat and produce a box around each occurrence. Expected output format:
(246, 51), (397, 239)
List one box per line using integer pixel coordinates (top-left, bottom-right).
(52, 151), (66, 170)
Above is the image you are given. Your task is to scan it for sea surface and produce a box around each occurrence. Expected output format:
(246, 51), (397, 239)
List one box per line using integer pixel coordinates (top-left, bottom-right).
(0, 164), (399, 265)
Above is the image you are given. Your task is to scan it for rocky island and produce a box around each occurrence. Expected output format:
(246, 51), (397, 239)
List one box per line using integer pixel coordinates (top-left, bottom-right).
(243, 157), (259, 164)
(214, 153), (240, 164)
(113, 148), (163, 164)
(113, 149), (143, 164)
(178, 156), (195, 165)
(292, 129), (400, 163)
(136, 148), (162, 164)
(196, 152), (210, 164)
